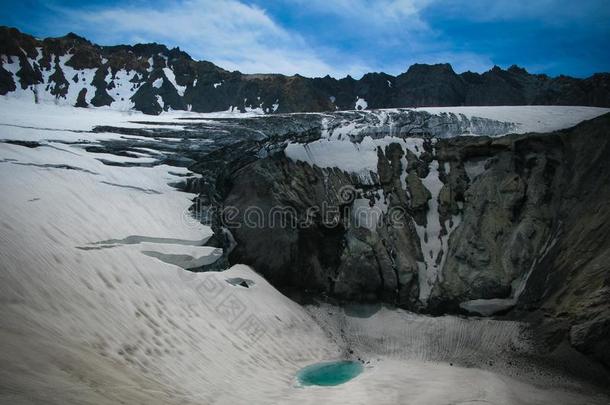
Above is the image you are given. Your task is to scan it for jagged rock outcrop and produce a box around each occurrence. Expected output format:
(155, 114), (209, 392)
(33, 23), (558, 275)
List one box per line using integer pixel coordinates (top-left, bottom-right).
(2, 26), (610, 114)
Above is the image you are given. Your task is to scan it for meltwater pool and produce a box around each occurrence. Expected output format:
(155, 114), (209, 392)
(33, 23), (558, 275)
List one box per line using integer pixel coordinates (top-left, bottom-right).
(297, 360), (363, 386)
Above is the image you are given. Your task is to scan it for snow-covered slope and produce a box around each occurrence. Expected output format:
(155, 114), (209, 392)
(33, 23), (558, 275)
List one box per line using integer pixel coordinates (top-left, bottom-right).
(0, 105), (333, 403)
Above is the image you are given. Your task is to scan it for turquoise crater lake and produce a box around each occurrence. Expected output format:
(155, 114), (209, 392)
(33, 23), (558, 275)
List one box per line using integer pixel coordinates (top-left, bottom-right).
(297, 360), (363, 386)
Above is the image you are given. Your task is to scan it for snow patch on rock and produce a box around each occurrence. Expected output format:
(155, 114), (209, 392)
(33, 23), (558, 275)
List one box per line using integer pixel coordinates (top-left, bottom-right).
(152, 77), (163, 89)
(355, 97), (368, 110)
(162, 67), (186, 96)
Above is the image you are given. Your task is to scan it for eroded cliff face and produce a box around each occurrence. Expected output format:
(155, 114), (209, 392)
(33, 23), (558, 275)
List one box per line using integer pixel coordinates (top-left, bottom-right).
(199, 114), (610, 367)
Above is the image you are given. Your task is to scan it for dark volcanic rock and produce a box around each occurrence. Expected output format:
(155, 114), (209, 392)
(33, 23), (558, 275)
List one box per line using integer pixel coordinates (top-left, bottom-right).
(89, 66), (114, 107)
(15, 53), (42, 90)
(511, 116), (610, 368)
(394, 63), (466, 107)
(0, 64), (15, 94)
(131, 83), (162, 115)
(75, 88), (88, 108)
(48, 62), (69, 98)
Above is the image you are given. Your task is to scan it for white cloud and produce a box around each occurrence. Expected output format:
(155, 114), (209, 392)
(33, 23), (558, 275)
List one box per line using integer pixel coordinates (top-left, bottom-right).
(275, 0), (496, 75)
(45, 0), (447, 78)
(292, 0), (432, 26)
(50, 0), (348, 77)
(46, 0), (539, 78)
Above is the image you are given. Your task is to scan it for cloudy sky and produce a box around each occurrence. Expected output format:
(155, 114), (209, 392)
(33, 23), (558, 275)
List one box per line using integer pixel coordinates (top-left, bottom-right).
(2, 0), (609, 78)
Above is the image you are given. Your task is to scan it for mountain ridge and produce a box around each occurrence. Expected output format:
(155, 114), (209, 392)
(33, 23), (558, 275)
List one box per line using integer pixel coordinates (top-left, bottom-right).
(1, 25), (609, 114)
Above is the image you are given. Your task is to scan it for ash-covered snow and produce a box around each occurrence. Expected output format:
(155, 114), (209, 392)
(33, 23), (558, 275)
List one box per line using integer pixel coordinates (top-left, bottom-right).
(417, 105), (610, 134)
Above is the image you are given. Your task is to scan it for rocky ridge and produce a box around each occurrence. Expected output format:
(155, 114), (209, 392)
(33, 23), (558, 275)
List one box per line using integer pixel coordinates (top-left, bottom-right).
(2, 26), (610, 115)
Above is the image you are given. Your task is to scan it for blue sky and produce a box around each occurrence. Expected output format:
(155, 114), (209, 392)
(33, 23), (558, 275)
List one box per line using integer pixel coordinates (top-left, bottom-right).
(2, 0), (609, 78)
